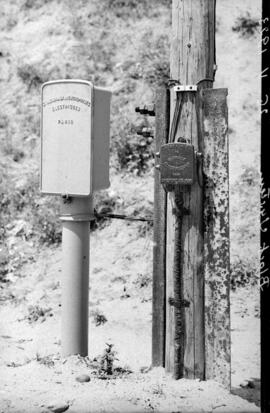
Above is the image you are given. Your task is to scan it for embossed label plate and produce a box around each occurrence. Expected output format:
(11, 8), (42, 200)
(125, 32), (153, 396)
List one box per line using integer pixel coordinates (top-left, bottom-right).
(160, 143), (194, 185)
(41, 80), (93, 196)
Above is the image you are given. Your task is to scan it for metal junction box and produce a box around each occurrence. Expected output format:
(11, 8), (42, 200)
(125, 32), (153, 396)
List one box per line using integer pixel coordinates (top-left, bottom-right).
(41, 79), (111, 196)
(160, 143), (194, 185)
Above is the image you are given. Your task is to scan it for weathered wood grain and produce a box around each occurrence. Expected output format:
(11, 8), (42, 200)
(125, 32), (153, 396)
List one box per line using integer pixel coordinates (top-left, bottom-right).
(152, 88), (170, 367)
(167, 0), (216, 379)
(202, 88), (230, 389)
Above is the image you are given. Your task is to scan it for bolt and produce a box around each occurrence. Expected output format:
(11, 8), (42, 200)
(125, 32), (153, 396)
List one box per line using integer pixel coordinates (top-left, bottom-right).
(62, 195), (72, 204)
(155, 165), (160, 170)
(155, 152), (160, 157)
(135, 105), (155, 116)
(136, 127), (154, 138)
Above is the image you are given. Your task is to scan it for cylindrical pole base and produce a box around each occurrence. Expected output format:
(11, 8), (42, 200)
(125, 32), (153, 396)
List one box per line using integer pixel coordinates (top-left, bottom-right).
(60, 197), (92, 357)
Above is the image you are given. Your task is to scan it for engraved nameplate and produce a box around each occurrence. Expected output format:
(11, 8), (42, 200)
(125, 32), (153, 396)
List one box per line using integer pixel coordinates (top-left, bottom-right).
(160, 143), (194, 185)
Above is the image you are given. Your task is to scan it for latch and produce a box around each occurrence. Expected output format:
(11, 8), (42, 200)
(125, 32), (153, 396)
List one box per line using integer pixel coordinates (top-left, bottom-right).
(156, 142), (195, 186)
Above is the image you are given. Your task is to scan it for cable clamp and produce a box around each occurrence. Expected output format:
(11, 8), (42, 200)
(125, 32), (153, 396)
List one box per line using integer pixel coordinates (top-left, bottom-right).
(59, 213), (95, 222)
(174, 85), (197, 92)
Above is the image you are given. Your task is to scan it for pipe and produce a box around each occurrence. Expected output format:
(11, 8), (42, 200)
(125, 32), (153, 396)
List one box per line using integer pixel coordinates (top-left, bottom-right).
(60, 197), (93, 357)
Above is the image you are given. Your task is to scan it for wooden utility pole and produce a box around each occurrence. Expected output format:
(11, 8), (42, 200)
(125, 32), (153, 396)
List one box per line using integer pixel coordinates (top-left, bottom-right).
(166, 0), (216, 380)
(163, 0), (230, 387)
(152, 89), (170, 367)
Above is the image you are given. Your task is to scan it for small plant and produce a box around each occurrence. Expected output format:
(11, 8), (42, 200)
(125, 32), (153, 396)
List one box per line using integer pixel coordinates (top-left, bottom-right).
(99, 0), (170, 19)
(99, 343), (118, 375)
(22, 0), (51, 9)
(75, 350), (132, 379)
(25, 305), (53, 323)
(139, 33), (170, 87)
(134, 273), (152, 288)
(100, 0), (148, 19)
(230, 257), (258, 290)
(114, 126), (154, 175)
(239, 166), (259, 187)
(232, 13), (260, 37)
(91, 190), (121, 230)
(17, 63), (48, 90)
(31, 204), (62, 245)
(35, 353), (55, 367)
(0, 245), (9, 283)
(152, 384), (165, 396)
(131, 204), (153, 236)
(90, 309), (108, 326)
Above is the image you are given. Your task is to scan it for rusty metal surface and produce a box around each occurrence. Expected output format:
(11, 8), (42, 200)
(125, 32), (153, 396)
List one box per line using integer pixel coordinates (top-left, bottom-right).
(160, 143), (194, 186)
(202, 88), (230, 389)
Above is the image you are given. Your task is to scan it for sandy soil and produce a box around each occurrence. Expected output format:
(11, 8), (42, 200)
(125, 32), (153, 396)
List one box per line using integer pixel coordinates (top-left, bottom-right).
(0, 191), (260, 412)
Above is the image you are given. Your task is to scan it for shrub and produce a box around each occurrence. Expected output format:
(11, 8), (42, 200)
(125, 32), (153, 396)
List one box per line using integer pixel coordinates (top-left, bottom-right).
(99, 0), (170, 19)
(17, 62), (60, 91)
(99, 343), (118, 375)
(115, 134), (154, 175)
(22, 0), (51, 9)
(25, 305), (53, 323)
(90, 309), (108, 326)
(112, 114), (155, 175)
(134, 273), (152, 288)
(17, 64), (48, 90)
(0, 245), (9, 283)
(0, 172), (62, 247)
(35, 353), (55, 367)
(139, 33), (170, 87)
(132, 203), (153, 236)
(232, 13), (260, 37)
(239, 165), (260, 187)
(31, 203), (62, 245)
(92, 190), (122, 229)
(230, 257), (258, 290)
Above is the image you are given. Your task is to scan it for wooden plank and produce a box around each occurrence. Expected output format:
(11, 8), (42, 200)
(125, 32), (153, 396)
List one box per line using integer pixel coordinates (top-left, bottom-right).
(202, 88), (230, 389)
(152, 88), (170, 367)
(167, 0), (216, 379)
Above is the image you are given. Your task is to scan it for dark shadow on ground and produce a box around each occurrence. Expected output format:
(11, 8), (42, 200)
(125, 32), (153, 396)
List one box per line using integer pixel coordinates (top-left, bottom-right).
(231, 378), (260, 407)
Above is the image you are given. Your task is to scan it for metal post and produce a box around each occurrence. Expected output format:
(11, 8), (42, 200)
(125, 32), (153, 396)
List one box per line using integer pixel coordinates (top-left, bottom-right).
(60, 196), (93, 357)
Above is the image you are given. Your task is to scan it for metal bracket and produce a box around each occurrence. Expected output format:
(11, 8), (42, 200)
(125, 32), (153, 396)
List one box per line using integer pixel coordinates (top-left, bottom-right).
(174, 85), (197, 92)
(62, 194), (72, 204)
(59, 213), (95, 222)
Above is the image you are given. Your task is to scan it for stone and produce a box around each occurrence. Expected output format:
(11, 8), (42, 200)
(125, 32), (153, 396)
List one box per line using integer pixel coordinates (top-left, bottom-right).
(47, 402), (69, 413)
(76, 374), (91, 383)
